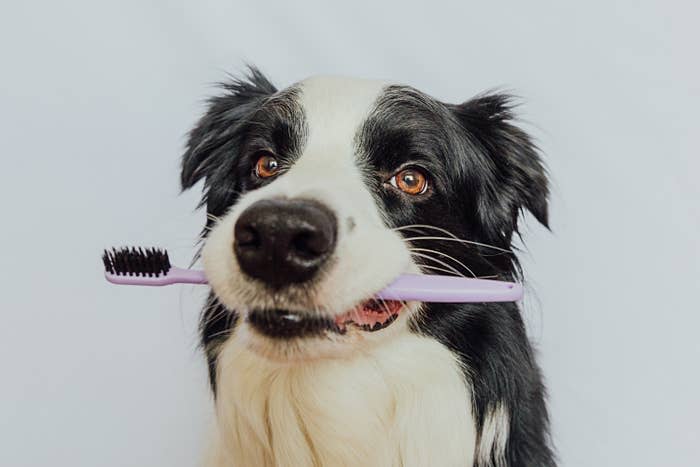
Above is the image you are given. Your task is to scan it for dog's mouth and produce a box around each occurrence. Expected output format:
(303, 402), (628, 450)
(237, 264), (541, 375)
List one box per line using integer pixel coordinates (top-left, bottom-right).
(247, 299), (405, 339)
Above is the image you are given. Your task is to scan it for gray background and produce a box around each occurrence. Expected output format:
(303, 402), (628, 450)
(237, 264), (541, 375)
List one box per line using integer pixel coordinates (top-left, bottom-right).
(1, 1), (698, 466)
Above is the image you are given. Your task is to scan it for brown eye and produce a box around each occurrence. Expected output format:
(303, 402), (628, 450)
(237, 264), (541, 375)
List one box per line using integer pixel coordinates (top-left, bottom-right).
(254, 153), (280, 178)
(390, 168), (429, 195)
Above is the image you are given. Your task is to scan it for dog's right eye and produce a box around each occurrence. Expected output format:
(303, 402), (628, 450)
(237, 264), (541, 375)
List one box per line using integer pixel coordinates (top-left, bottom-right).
(389, 167), (430, 195)
(254, 153), (280, 179)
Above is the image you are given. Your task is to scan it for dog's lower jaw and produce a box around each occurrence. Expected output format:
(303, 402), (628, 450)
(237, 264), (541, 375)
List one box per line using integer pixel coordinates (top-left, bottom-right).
(207, 332), (476, 467)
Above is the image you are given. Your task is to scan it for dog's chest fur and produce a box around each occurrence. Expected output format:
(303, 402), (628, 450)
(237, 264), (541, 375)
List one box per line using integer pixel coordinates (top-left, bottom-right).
(208, 332), (476, 467)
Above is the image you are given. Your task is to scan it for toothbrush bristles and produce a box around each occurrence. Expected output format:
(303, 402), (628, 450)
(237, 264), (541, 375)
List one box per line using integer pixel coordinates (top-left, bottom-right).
(102, 247), (171, 277)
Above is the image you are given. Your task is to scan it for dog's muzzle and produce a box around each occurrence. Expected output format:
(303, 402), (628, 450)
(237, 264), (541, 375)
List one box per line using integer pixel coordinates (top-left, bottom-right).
(234, 198), (337, 289)
(232, 198), (406, 340)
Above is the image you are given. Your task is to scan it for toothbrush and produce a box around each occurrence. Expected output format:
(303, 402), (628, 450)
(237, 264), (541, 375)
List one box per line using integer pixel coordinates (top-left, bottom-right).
(102, 247), (523, 303)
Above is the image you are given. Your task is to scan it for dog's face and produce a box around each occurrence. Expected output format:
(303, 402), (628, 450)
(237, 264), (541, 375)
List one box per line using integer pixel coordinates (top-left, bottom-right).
(182, 70), (548, 362)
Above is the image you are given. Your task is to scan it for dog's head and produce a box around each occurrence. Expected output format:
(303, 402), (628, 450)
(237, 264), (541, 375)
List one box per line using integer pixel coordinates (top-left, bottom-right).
(182, 68), (548, 362)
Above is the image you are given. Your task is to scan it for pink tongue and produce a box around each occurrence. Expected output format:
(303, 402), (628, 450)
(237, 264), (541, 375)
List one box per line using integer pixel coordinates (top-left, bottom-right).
(336, 299), (402, 326)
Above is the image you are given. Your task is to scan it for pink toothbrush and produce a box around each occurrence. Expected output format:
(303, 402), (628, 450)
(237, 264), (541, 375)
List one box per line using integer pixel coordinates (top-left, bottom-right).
(102, 247), (523, 303)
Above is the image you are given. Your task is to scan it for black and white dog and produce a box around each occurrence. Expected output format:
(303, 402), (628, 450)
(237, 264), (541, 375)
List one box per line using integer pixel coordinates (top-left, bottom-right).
(181, 68), (555, 466)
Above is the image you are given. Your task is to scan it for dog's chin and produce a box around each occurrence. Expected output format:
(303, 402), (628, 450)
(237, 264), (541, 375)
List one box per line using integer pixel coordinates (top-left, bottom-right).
(237, 299), (411, 362)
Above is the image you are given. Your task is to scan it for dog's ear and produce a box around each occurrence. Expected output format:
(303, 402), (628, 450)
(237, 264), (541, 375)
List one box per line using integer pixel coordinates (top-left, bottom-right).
(181, 67), (276, 190)
(451, 93), (549, 242)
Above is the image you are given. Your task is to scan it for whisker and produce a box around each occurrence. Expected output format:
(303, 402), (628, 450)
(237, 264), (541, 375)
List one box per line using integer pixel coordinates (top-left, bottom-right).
(409, 251), (474, 278)
(401, 235), (513, 254)
(393, 224), (462, 240)
(199, 296), (232, 333)
(409, 247), (476, 278)
(205, 327), (235, 341)
(201, 310), (227, 332)
(393, 224), (513, 254)
(415, 263), (467, 277)
(204, 304), (231, 328)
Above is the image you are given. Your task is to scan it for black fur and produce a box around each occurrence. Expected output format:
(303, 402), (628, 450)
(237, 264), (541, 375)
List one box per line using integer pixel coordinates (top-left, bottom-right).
(181, 67), (554, 466)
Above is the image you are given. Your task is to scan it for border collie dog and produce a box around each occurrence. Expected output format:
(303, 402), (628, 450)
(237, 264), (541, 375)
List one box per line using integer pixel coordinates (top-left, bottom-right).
(181, 68), (554, 467)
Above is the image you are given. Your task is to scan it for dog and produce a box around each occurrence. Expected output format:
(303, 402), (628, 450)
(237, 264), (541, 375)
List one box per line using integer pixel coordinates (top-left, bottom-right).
(181, 67), (555, 466)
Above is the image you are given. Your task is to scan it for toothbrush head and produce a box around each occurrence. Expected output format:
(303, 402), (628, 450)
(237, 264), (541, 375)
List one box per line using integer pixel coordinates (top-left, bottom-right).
(102, 247), (172, 277)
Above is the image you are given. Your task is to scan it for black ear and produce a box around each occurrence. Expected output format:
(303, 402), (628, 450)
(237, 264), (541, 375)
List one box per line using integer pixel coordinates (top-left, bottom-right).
(181, 67), (276, 190)
(451, 93), (549, 240)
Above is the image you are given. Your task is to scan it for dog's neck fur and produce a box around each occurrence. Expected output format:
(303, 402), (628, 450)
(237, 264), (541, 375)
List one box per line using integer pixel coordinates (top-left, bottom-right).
(207, 330), (476, 467)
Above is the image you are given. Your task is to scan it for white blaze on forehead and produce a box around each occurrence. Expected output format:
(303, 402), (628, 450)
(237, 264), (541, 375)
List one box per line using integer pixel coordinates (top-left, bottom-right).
(297, 75), (388, 167)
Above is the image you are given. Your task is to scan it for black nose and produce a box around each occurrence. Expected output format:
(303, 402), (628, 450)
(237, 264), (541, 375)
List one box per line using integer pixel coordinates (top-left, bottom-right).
(234, 199), (337, 288)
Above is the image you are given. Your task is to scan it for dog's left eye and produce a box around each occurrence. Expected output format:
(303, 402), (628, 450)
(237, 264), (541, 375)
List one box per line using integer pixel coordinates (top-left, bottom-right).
(389, 167), (430, 195)
(254, 153), (280, 179)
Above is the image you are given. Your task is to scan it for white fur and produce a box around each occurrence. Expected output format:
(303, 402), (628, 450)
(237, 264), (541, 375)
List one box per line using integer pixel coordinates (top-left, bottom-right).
(200, 76), (479, 466)
(209, 331), (475, 467)
(477, 403), (510, 467)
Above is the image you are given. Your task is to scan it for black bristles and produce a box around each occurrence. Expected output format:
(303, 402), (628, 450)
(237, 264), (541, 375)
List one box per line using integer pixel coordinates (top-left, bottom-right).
(102, 247), (172, 277)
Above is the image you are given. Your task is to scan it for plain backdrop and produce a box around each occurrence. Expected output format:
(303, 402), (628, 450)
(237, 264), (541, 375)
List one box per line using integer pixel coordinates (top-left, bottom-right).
(1, 1), (698, 466)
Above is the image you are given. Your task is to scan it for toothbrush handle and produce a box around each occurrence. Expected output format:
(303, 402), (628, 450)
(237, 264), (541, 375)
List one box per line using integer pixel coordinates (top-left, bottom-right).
(375, 274), (523, 303)
(105, 267), (207, 286)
